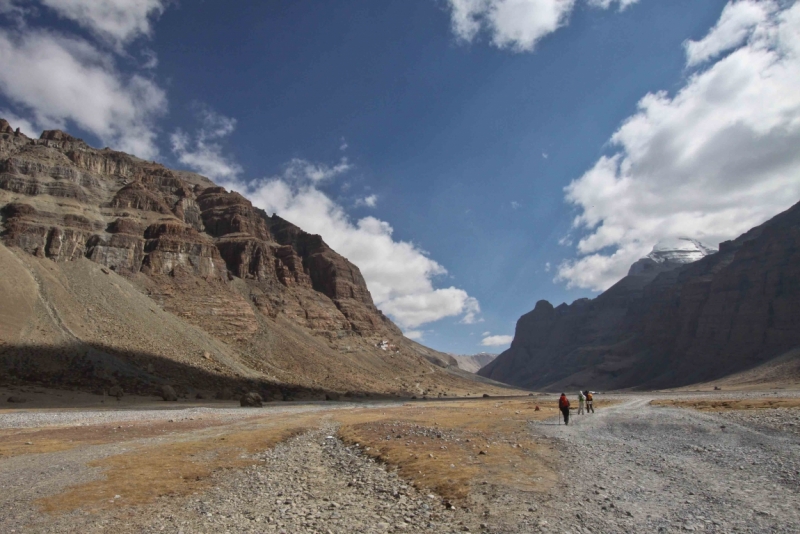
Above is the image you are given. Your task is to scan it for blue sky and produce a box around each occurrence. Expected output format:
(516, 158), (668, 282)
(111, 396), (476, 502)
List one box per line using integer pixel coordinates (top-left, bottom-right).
(1, 0), (799, 354)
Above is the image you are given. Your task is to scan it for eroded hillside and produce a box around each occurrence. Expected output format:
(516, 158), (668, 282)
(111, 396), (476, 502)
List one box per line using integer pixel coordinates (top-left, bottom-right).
(0, 119), (510, 398)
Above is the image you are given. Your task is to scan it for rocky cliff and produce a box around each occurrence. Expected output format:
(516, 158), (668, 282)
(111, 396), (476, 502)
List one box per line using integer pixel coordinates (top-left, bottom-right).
(480, 202), (800, 390)
(0, 119), (495, 398)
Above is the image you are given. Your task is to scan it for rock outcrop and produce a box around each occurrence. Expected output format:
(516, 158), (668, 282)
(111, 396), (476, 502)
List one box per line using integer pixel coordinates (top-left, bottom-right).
(0, 120), (499, 397)
(481, 202), (800, 390)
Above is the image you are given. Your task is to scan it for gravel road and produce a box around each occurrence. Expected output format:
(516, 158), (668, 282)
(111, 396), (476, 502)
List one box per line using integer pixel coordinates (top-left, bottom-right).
(523, 397), (800, 533)
(2, 395), (799, 533)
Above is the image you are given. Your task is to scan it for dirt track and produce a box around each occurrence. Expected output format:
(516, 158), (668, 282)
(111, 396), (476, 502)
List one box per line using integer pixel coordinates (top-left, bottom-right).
(528, 397), (800, 533)
(1, 393), (798, 533)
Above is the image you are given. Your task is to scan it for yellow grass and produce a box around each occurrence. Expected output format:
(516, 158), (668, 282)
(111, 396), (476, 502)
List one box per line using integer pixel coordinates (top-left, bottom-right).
(37, 412), (321, 513)
(335, 398), (565, 503)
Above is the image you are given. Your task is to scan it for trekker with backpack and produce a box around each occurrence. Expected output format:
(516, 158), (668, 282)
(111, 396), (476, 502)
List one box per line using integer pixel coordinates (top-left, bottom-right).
(578, 391), (585, 415)
(559, 393), (570, 425)
(585, 390), (594, 413)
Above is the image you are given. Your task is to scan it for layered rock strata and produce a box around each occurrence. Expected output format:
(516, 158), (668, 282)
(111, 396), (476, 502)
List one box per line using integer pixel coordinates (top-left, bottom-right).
(481, 201), (800, 390)
(0, 120), (477, 396)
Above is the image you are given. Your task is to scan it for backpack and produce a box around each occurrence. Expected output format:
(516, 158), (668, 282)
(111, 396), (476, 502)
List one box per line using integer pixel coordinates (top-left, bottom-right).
(559, 396), (570, 409)
(586, 392), (593, 401)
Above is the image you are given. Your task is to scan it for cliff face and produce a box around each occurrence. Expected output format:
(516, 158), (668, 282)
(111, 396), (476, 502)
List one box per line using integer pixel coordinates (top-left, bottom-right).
(480, 201), (800, 390)
(0, 120), (479, 396)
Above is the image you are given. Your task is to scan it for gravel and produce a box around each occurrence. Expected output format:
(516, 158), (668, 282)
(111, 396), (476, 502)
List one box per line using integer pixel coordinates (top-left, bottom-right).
(521, 397), (800, 533)
(0, 402), (358, 429)
(2, 395), (799, 533)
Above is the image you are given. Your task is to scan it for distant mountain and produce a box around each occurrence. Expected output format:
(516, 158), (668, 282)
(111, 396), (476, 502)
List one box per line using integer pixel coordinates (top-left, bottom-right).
(628, 237), (717, 276)
(480, 202), (800, 391)
(0, 119), (491, 398)
(451, 353), (498, 374)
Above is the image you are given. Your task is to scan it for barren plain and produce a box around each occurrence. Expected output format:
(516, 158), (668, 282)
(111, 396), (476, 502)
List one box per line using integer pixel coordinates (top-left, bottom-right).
(1, 389), (798, 533)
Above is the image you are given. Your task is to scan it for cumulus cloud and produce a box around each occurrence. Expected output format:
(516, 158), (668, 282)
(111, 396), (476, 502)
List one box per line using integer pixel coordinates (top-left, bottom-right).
(557, 1), (800, 291)
(445, 0), (639, 51)
(171, 106), (243, 180)
(404, 330), (424, 341)
(481, 334), (514, 346)
(220, 163), (482, 330)
(38, 0), (166, 48)
(356, 194), (378, 208)
(0, 109), (38, 137)
(283, 158), (352, 184)
(684, 0), (776, 67)
(586, 0), (638, 10)
(0, 28), (166, 158)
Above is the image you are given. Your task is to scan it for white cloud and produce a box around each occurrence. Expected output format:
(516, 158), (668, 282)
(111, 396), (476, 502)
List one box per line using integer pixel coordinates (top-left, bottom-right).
(482, 331), (491, 336)
(544, 261), (551, 272)
(356, 194), (378, 208)
(283, 157), (352, 184)
(39, 0), (166, 48)
(445, 0), (638, 52)
(404, 330), (424, 341)
(557, 1), (800, 291)
(221, 164), (481, 330)
(684, 0), (776, 67)
(140, 47), (158, 69)
(0, 109), (38, 137)
(587, 0), (638, 10)
(0, 28), (166, 158)
(171, 106), (243, 181)
(459, 297), (482, 324)
(510, 201), (521, 209)
(340, 137), (348, 151)
(481, 334), (514, 346)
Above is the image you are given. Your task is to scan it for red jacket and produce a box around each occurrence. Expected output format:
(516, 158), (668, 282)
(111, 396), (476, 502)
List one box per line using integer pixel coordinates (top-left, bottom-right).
(559, 395), (570, 409)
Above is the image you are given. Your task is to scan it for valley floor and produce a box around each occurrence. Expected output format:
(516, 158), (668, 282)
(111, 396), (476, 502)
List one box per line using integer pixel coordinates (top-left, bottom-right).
(1, 391), (798, 533)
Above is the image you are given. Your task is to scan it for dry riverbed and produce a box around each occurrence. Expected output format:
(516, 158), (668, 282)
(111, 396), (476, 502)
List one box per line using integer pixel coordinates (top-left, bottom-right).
(0, 392), (798, 533)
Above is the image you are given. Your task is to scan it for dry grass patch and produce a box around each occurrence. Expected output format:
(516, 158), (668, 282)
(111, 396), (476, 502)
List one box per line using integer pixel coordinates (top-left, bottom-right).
(652, 398), (800, 411)
(37, 412), (322, 513)
(0, 416), (260, 459)
(336, 398), (562, 504)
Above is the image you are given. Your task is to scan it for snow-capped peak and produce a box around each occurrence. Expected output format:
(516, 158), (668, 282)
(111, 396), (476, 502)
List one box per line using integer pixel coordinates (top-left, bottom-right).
(647, 237), (718, 264)
(628, 237), (717, 276)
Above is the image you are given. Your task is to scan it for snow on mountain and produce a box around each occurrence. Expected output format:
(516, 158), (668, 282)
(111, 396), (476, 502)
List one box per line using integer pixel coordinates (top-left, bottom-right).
(648, 237), (718, 264)
(628, 237), (717, 276)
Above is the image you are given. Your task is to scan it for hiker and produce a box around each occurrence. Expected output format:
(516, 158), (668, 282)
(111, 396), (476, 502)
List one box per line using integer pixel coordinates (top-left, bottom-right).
(578, 391), (585, 415)
(558, 393), (570, 425)
(585, 390), (594, 413)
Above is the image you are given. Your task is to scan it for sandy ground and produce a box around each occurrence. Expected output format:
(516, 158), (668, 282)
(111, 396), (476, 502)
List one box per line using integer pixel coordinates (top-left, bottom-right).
(1, 390), (798, 533)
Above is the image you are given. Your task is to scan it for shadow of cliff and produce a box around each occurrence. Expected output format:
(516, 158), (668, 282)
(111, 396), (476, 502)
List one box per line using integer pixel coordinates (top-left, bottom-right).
(0, 342), (401, 402)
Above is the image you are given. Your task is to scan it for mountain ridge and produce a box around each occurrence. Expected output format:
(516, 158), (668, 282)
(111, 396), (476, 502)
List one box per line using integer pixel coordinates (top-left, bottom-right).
(0, 119), (503, 398)
(480, 201), (800, 391)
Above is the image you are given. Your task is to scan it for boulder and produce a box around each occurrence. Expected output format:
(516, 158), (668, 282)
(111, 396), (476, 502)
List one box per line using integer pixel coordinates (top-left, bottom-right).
(160, 385), (178, 401)
(240, 391), (263, 407)
(108, 385), (124, 398)
(7, 396), (27, 403)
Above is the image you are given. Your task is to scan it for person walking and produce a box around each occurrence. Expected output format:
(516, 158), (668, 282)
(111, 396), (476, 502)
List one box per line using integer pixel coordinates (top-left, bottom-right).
(585, 390), (594, 413)
(559, 393), (570, 425)
(578, 391), (585, 415)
